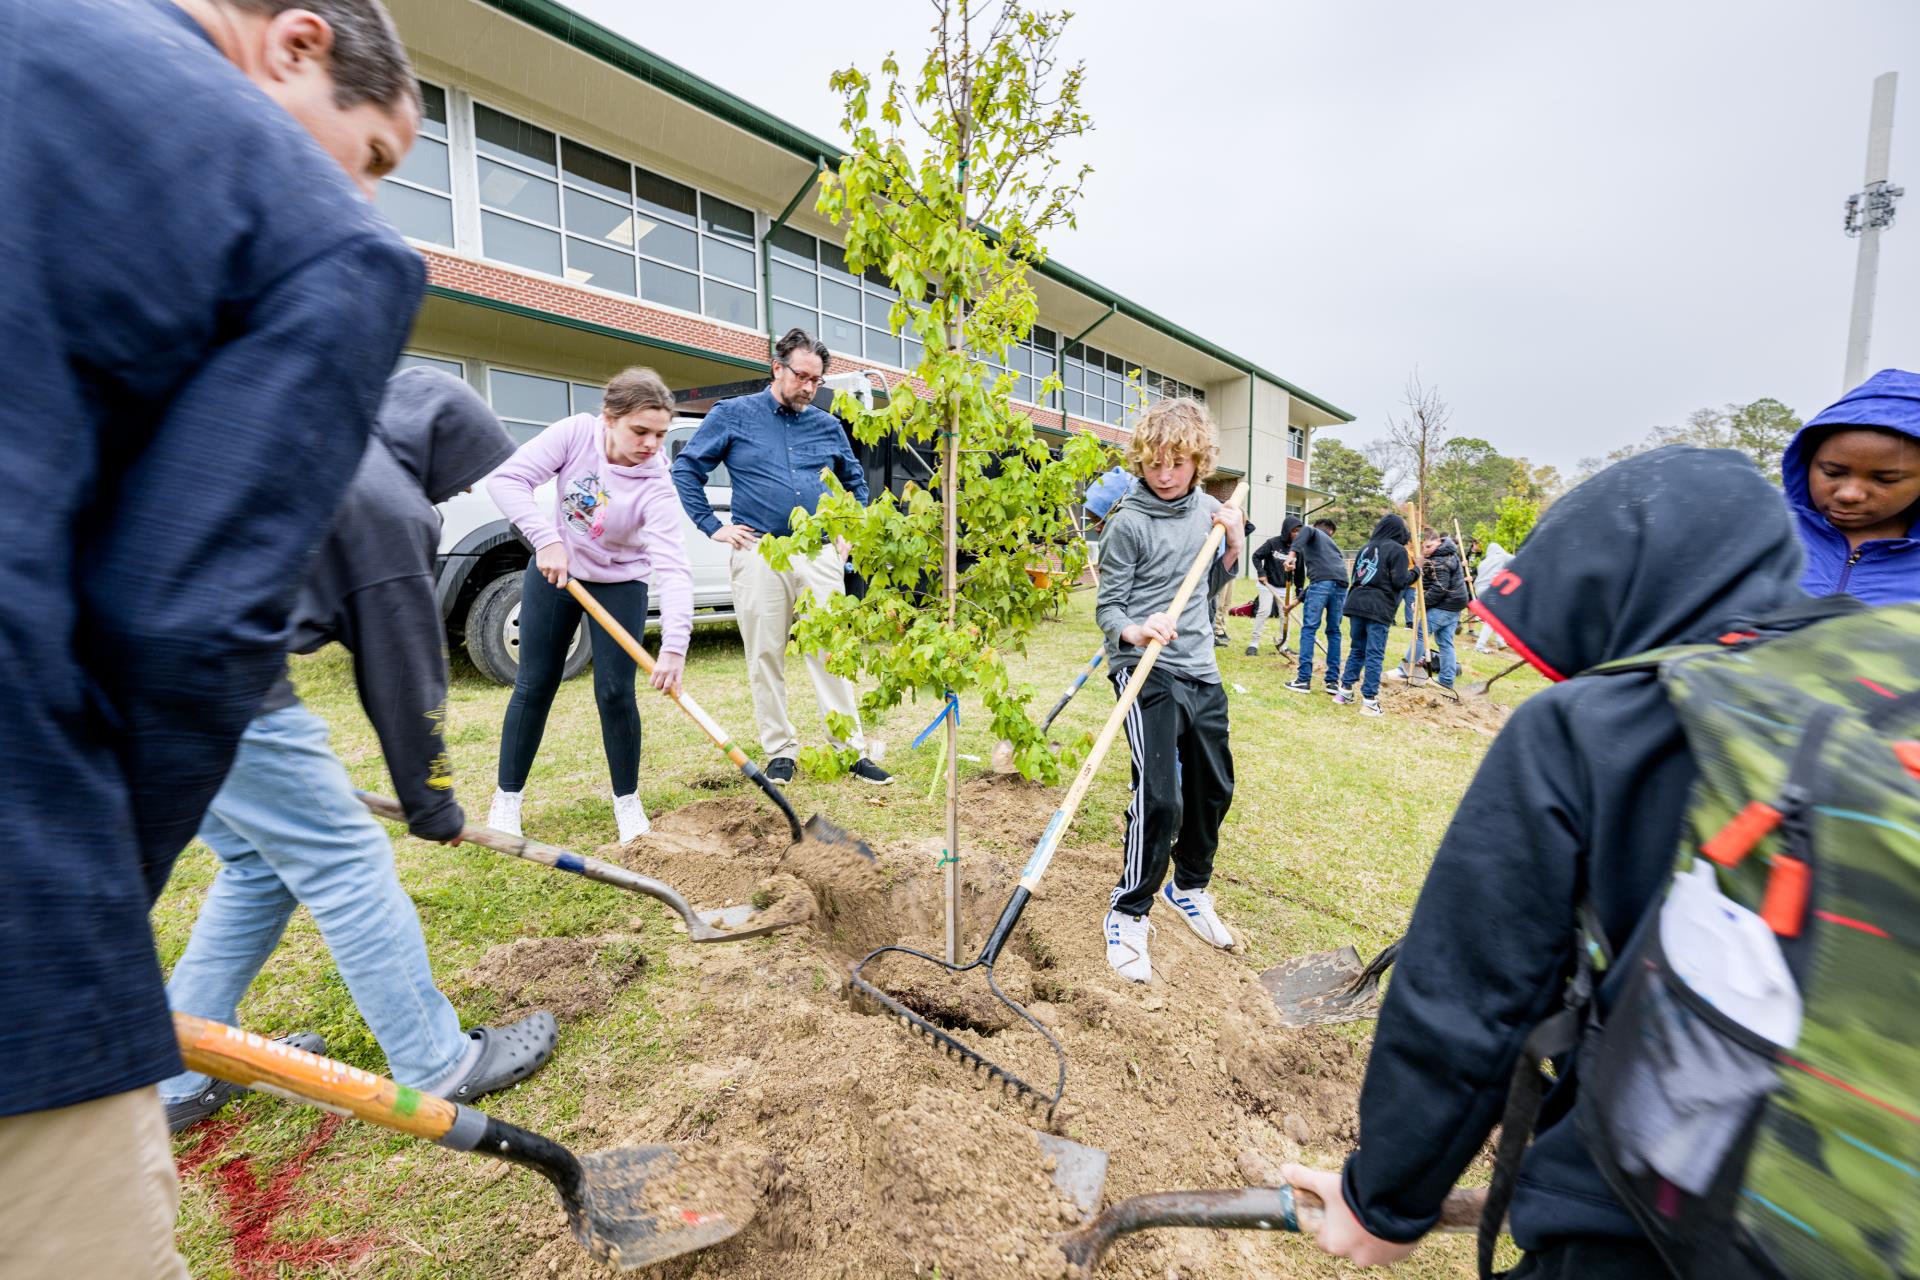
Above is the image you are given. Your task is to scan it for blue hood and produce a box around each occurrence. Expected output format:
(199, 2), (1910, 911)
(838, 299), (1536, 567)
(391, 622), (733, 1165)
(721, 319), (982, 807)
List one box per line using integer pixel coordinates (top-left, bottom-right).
(1781, 367), (1920, 606)
(1783, 367), (1920, 510)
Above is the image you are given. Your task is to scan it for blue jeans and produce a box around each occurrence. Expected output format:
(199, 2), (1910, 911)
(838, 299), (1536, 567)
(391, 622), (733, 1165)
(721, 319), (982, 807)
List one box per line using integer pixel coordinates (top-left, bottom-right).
(1341, 615), (1392, 699)
(160, 704), (467, 1101)
(1399, 585), (1417, 627)
(1295, 581), (1347, 687)
(1407, 608), (1461, 687)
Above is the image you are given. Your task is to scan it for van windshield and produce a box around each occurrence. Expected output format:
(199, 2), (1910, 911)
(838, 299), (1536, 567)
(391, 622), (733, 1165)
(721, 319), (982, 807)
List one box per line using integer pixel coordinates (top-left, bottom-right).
(666, 425), (730, 488)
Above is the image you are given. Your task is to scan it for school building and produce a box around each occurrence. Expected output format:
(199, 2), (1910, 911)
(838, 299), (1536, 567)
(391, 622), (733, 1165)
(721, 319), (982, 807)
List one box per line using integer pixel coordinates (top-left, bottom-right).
(377, 0), (1352, 539)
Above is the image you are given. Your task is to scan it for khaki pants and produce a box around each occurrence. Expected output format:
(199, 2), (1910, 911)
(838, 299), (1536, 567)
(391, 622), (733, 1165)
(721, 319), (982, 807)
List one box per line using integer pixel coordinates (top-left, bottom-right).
(730, 543), (865, 760)
(0, 1086), (188, 1279)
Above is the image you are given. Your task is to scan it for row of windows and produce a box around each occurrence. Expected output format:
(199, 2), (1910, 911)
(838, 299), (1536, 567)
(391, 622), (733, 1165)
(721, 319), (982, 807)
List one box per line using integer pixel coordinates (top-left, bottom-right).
(379, 84), (1216, 424)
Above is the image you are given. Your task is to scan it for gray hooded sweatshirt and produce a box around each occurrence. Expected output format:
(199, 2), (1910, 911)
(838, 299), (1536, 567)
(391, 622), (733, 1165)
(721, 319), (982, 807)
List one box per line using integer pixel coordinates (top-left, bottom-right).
(1095, 484), (1232, 683)
(256, 368), (515, 840)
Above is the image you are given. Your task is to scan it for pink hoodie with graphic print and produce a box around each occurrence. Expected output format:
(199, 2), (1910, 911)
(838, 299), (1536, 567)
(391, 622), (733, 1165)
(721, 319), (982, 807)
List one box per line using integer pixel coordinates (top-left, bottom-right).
(487, 413), (694, 655)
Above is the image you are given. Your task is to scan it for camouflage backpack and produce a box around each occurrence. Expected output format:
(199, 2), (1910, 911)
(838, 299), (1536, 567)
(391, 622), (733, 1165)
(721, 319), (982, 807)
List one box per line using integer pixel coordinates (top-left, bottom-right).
(1481, 601), (1920, 1280)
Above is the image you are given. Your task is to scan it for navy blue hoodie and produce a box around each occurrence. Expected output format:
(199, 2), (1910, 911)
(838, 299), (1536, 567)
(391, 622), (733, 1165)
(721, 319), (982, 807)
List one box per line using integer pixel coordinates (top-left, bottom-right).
(0, 0), (422, 1115)
(1783, 368), (1920, 606)
(1344, 448), (1809, 1251)
(1342, 513), (1420, 624)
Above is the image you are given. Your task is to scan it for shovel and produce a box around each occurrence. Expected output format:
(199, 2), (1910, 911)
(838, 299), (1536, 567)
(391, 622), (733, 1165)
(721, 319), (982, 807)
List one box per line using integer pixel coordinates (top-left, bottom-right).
(991, 643), (1105, 774)
(1259, 939), (1401, 1027)
(565, 580), (873, 861)
(357, 792), (801, 942)
(1055, 1180), (1487, 1273)
(176, 1013), (763, 1269)
(1467, 657), (1528, 698)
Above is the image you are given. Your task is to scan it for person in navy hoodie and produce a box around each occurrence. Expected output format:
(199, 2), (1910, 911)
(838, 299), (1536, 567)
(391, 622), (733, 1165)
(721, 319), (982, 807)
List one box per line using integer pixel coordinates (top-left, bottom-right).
(1783, 368), (1920, 605)
(0, 0), (423, 1271)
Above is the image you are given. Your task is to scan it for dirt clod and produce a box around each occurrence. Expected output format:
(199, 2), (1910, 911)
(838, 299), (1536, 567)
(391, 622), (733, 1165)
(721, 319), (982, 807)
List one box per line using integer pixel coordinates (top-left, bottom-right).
(456, 933), (649, 1023)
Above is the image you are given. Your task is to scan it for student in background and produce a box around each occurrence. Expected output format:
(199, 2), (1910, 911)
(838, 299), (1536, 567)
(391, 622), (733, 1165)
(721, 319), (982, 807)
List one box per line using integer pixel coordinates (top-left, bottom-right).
(1246, 515), (1303, 655)
(1390, 531), (1468, 689)
(1282, 517), (1349, 694)
(1336, 514), (1420, 716)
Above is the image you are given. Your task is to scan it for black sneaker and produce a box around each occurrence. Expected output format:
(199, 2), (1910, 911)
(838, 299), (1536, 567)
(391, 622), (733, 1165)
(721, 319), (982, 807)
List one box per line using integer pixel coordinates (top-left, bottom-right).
(1244, 645), (1259, 657)
(850, 757), (894, 786)
(166, 1030), (327, 1132)
(764, 757), (796, 786)
(1283, 678), (1313, 693)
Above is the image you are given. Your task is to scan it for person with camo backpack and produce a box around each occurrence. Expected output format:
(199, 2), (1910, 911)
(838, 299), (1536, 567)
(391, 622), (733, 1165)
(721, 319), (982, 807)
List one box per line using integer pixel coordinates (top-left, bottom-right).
(1282, 446), (1877, 1279)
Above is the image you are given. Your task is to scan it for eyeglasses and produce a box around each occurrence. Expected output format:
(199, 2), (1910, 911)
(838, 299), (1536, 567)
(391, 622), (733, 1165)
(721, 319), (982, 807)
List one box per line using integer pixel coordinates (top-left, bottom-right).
(777, 361), (824, 389)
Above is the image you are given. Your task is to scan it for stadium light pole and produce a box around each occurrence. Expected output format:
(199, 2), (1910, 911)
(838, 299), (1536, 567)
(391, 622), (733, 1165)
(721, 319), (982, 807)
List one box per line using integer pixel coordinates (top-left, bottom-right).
(1842, 72), (1903, 390)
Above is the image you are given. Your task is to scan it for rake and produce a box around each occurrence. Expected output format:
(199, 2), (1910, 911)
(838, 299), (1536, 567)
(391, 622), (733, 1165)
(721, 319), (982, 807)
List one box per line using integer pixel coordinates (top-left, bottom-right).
(850, 482), (1248, 1117)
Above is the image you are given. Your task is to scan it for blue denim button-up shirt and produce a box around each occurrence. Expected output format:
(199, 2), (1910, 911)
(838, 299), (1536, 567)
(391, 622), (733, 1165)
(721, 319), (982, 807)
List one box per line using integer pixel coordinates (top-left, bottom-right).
(671, 389), (870, 537)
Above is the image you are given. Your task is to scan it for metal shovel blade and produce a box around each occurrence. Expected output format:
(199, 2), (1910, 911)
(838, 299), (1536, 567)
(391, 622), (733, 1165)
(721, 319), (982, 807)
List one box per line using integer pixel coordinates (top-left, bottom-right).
(1259, 940), (1399, 1028)
(566, 1144), (762, 1270)
(1037, 1133), (1110, 1216)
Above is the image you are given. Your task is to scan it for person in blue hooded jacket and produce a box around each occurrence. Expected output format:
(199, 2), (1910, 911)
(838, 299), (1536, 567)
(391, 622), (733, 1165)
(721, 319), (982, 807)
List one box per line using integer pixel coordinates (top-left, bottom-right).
(1783, 368), (1920, 605)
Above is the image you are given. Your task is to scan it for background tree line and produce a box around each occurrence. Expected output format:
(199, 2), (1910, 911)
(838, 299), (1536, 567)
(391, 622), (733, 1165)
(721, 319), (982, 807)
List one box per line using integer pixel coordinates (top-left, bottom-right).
(1308, 375), (1801, 553)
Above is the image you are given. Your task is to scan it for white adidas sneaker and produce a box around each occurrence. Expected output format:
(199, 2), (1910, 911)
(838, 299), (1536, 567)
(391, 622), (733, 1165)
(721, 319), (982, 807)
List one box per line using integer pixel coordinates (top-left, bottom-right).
(488, 789), (523, 837)
(613, 793), (650, 842)
(1104, 910), (1155, 983)
(1162, 883), (1234, 948)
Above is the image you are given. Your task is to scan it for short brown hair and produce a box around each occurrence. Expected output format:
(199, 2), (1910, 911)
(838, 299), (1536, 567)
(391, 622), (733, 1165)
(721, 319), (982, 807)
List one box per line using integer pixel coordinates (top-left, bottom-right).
(1125, 397), (1219, 487)
(223, 0), (417, 111)
(601, 366), (674, 419)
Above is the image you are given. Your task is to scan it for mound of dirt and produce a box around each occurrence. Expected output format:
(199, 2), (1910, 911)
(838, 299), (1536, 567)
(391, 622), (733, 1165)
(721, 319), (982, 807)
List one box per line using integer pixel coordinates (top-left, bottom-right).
(509, 795), (1369, 1280)
(456, 933), (651, 1023)
(1378, 680), (1511, 734)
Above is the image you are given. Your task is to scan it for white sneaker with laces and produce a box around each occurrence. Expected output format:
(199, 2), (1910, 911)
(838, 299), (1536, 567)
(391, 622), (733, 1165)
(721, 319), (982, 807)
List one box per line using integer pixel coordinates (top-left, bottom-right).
(488, 789), (523, 836)
(1361, 697), (1384, 717)
(1104, 910), (1154, 983)
(1162, 883), (1234, 948)
(613, 792), (650, 841)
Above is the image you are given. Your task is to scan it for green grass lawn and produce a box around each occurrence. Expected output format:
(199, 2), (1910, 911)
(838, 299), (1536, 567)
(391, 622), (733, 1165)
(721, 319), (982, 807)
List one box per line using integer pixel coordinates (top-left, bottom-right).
(153, 581), (1545, 1277)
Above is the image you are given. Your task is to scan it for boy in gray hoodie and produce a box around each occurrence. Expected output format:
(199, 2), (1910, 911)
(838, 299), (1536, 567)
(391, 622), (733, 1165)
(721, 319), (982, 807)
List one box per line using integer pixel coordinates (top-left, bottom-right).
(1094, 399), (1244, 983)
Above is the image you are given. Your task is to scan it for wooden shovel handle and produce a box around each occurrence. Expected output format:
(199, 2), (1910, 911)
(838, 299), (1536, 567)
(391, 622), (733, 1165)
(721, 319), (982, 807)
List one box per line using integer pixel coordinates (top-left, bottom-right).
(175, 1012), (457, 1142)
(563, 580), (742, 767)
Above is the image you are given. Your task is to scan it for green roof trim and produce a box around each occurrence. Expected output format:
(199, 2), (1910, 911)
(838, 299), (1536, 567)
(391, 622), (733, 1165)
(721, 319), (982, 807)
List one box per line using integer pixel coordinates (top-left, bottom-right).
(425, 284), (767, 371)
(473, 0), (1354, 424)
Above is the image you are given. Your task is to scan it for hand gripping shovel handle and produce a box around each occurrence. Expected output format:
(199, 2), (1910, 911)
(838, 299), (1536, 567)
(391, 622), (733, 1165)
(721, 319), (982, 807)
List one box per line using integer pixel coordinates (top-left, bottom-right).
(174, 1012), (587, 1200)
(564, 580), (804, 845)
(1056, 1183), (1488, 1272)
(355, 792), (764, 942)
(983, 481), (1247, 966)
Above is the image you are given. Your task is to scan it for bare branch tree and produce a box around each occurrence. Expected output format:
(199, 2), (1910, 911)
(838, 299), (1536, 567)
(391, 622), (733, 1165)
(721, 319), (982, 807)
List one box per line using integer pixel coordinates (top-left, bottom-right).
(1384, 370), (1453, 531)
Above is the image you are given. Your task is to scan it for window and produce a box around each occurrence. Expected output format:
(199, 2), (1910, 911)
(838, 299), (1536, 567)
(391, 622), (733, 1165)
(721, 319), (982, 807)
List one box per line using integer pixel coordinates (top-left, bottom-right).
(377, 81), (453, 246)
(1286, 502), (1304, 521)
(485, 367), (603, 445)
(397, 352), (464, 379)
(1287, 425), (1307, 461)
(768, 227), (922, 367)
(473, 103), (758, 326)
(972, 325), (1057, 405)
(1061, 342), (1205, 427)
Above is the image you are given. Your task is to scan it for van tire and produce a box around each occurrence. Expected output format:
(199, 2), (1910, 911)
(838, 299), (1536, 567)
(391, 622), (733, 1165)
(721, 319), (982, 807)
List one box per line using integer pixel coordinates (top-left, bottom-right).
(466, 573), (591, 687)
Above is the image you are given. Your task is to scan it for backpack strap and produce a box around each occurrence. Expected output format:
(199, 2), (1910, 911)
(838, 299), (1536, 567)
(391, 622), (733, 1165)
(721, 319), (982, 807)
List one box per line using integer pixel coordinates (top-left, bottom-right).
(1478, 903), (1613, 1280)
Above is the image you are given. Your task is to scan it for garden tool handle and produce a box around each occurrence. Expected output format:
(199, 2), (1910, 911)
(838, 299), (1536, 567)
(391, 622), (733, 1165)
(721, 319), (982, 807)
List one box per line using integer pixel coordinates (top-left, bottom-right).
(175, 1013), (590, 1198)
(176, 1011), (459, 1142)
(565, 579), (806, 844)
(1288, 1184), (1486, 1234)
(1012, 482), (1246, 899)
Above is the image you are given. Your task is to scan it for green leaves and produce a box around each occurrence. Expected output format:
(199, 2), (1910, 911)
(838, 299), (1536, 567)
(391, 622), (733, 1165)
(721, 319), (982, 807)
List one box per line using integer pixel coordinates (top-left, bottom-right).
(765, 2), (1105, 784)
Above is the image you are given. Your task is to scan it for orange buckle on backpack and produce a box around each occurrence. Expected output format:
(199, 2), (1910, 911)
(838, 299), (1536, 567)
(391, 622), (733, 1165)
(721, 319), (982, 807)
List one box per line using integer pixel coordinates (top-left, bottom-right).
(1702, 801), (1781, 867)
(1895, 741), (1920, 781)
(1760, 855), (1810, 937)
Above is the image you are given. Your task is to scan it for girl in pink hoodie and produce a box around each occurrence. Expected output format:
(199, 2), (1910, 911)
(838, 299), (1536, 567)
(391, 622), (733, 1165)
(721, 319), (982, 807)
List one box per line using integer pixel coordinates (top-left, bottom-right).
(485, 367), (694, 842)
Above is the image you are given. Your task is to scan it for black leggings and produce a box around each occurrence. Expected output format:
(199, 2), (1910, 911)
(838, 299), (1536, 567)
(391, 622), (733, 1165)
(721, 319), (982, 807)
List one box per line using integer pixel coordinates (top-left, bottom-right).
(497, 564), (649, 795)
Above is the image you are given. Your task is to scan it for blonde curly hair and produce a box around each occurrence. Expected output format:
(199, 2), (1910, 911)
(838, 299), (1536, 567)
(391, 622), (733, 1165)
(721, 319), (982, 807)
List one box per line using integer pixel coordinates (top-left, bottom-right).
(1124, 397), (1218, 488)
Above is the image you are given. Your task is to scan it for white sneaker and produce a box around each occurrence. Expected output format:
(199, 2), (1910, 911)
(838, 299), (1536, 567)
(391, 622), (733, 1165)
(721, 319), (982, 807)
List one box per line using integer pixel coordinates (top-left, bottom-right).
(613, 793), (650, 842)
(488, 789), (523, 837)
(1104, 910), (1154, 983)
(1361, 697), (1384, 717)
(1162, 883), (1233, 948)
(1386, 667), (1408, 682)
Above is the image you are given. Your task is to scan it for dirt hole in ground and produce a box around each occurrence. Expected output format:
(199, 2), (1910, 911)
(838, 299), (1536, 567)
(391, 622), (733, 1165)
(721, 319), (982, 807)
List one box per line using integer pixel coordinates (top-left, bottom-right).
(455, 933), (650, 1024)
(507, 793), (1374, 1280)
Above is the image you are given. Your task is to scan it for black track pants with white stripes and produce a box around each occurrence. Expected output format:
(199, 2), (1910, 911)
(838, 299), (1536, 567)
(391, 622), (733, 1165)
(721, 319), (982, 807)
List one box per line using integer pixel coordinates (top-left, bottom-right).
(1109, 664), (1234, 918)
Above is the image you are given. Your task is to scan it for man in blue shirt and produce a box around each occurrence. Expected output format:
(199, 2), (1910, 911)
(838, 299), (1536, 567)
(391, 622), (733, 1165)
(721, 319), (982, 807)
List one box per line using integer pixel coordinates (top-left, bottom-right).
(672, 328), (891, 785)
(0, 0), (424, 1270)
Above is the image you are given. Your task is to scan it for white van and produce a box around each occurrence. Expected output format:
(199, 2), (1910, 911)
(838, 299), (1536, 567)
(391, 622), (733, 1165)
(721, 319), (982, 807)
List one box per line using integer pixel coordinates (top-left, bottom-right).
(435, 370), (887, 685)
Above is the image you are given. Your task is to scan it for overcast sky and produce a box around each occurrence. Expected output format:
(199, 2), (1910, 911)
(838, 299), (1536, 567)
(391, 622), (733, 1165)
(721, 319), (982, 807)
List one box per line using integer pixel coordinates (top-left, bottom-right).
(565, 0), (1917, 474)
